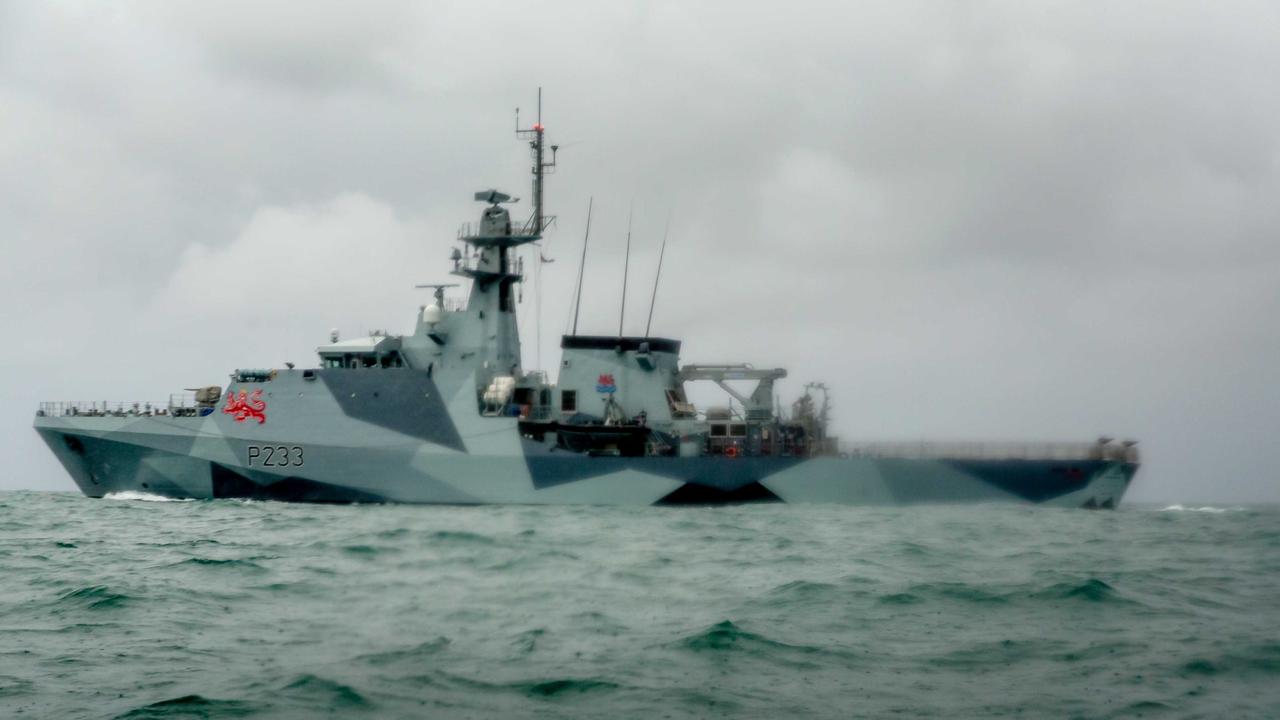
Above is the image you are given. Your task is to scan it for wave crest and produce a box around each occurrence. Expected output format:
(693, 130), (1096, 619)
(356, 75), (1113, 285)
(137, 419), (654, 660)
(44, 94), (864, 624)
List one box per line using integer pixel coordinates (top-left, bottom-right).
(114, 694), (257, 719)
(57, 585), (130, 611)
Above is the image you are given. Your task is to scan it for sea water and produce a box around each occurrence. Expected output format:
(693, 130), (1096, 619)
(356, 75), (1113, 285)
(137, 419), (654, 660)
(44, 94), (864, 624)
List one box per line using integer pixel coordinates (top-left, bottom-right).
(1, 491), (1277, 718)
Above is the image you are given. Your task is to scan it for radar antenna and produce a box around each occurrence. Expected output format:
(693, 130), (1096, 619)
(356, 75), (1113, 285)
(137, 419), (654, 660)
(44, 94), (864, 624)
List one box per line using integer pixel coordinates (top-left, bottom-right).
(415, 283), (459, 305)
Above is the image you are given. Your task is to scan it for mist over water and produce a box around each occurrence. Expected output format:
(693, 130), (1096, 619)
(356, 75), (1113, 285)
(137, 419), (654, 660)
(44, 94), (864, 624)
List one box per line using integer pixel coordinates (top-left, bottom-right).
(1, 491), (1278, 719)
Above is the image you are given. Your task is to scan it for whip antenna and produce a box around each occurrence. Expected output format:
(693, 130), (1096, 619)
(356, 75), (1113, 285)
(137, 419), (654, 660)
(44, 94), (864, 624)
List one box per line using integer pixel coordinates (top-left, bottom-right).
(645, 214), (670, 337)
(619, 205), (633, 338)
(571, 197), (593, 336)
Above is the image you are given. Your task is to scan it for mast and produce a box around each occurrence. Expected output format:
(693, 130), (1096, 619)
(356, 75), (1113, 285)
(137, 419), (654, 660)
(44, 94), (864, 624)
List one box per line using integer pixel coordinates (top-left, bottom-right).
(439, 91), (560, 379)
(515, 89), (559, 367)
(516, 87), (558, 235)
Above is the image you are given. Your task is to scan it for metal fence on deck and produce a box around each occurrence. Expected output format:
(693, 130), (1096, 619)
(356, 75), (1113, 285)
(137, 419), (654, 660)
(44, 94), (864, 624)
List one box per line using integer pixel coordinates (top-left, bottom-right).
(38, 401), (172, 418)
(37, 394), (214, 419)
(840, 441), (1139, 462)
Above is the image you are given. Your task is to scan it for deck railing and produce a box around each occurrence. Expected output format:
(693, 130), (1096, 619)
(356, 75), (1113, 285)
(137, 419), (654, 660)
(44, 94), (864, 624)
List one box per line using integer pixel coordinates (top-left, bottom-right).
(456, 217), (548, 240)
(840, 441), (1139, 462)
(36, 394), (215, 419)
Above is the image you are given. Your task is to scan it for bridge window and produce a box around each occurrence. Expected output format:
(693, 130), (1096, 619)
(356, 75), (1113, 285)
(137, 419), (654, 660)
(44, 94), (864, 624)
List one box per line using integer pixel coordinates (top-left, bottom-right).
(321, 352), (404, 369)
(561, 390), (577, 413)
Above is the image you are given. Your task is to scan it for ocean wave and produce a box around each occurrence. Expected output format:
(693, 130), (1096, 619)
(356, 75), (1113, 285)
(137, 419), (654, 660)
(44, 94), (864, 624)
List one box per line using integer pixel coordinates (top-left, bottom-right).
(764, 579), (841, 601)
(889, 578), (1137, 606)
(899, 581), (1012, 605)
(927, 638), (1063, 668)
(0, 675), (34, 698)
(878, 592), (924, 605)
(417, 670), (624, 700)
(280, 674), (371, 708)
(677, 620), (856, 668)
(1035, 578), (1128, 603)
(174, 557), (267, 571)
(355, 637), (452, 666)
(56, 585), (130, 611)
(680, 620), (795, 654)
(522, 678), (619, 697)
(113, 694), (257, 719)
(1181, 643), (1280, 676)
(427, 530), (499, 545)
(103, 491), (194, 503)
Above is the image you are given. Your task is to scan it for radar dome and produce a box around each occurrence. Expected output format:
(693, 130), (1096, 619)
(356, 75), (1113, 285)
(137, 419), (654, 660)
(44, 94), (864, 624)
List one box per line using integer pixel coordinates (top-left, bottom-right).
(422, 304), (443, 325)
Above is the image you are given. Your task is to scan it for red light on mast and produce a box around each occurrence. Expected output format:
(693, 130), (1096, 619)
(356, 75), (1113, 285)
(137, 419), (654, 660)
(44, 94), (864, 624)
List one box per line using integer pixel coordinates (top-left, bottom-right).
(533, 123), (544, 131)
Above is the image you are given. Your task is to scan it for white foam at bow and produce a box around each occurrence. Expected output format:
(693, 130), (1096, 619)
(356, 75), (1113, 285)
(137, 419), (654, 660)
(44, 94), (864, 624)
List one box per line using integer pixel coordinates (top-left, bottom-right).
(103, 491), (194, 503)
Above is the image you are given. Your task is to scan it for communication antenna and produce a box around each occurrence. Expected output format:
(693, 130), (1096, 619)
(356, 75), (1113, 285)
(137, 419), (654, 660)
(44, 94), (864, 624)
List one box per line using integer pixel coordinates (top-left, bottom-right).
(619, 205), (633, 338)
(644, 214), (670, 337)
(515, 87), (559, 235)
(515, 89), (561, 366)
(571, 197), (593, 336)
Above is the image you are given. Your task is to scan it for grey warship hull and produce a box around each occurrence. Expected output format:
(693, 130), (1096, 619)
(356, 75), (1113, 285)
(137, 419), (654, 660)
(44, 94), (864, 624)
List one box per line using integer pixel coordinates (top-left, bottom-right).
(35, 370), (1136, 508)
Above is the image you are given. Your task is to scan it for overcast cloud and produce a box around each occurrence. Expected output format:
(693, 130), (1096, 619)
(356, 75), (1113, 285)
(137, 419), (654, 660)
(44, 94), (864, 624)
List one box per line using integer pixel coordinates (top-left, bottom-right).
(3, 1), (1277, 502)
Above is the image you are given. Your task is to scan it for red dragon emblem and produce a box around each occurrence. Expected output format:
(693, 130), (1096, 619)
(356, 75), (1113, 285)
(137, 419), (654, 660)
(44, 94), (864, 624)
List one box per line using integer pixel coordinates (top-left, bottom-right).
(223, 389), (267, 424)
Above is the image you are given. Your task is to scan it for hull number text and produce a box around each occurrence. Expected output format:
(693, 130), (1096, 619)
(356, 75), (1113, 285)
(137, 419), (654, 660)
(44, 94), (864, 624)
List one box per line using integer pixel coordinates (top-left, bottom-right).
(247, 445), (304, 467)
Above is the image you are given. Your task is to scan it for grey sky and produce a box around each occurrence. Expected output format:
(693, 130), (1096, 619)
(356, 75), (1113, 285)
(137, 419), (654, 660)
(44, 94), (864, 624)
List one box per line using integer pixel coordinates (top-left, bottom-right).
(3, 1), (1277, 502)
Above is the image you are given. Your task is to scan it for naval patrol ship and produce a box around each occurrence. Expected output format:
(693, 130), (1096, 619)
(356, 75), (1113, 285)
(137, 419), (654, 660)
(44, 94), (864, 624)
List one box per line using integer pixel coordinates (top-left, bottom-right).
(34, 98), (1139, 508)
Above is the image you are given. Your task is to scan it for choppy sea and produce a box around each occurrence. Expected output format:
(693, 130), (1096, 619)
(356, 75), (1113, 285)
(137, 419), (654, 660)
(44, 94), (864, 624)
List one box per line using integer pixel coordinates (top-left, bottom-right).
(1, 492), (1277, 719)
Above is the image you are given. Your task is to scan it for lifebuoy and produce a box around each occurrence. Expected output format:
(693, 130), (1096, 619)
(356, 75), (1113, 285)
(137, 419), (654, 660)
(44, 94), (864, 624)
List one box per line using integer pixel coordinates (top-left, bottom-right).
(725, 446), (739, 459)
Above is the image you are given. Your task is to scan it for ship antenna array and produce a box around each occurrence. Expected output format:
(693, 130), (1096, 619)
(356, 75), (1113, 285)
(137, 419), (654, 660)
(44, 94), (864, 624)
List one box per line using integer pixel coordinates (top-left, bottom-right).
(515, 87), (558, 235)
(515, 88), (560, 367)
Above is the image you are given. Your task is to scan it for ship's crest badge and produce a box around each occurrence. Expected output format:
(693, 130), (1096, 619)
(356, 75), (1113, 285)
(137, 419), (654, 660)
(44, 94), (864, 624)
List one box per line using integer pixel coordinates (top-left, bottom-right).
(223, 389), (267, 424)
(596, 373), (617, 394)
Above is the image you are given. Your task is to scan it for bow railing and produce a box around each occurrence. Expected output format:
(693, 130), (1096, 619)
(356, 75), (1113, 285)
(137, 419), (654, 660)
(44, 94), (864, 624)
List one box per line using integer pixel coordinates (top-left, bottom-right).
(36, 393), (218, 419)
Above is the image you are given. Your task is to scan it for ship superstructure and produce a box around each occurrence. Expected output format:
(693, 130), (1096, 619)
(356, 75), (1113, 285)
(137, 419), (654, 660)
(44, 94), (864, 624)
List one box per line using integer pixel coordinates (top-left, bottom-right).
(34, 95), (1139, 507)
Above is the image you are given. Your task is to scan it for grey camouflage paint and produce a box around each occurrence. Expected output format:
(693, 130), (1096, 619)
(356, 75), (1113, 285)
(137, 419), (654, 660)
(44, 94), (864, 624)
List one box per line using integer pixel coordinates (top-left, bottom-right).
(34, 366), (1136, 507)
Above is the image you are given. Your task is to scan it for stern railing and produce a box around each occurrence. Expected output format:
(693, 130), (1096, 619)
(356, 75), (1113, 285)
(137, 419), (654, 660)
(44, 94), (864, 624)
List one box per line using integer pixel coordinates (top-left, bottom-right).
(840, 441), (1139, 463)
